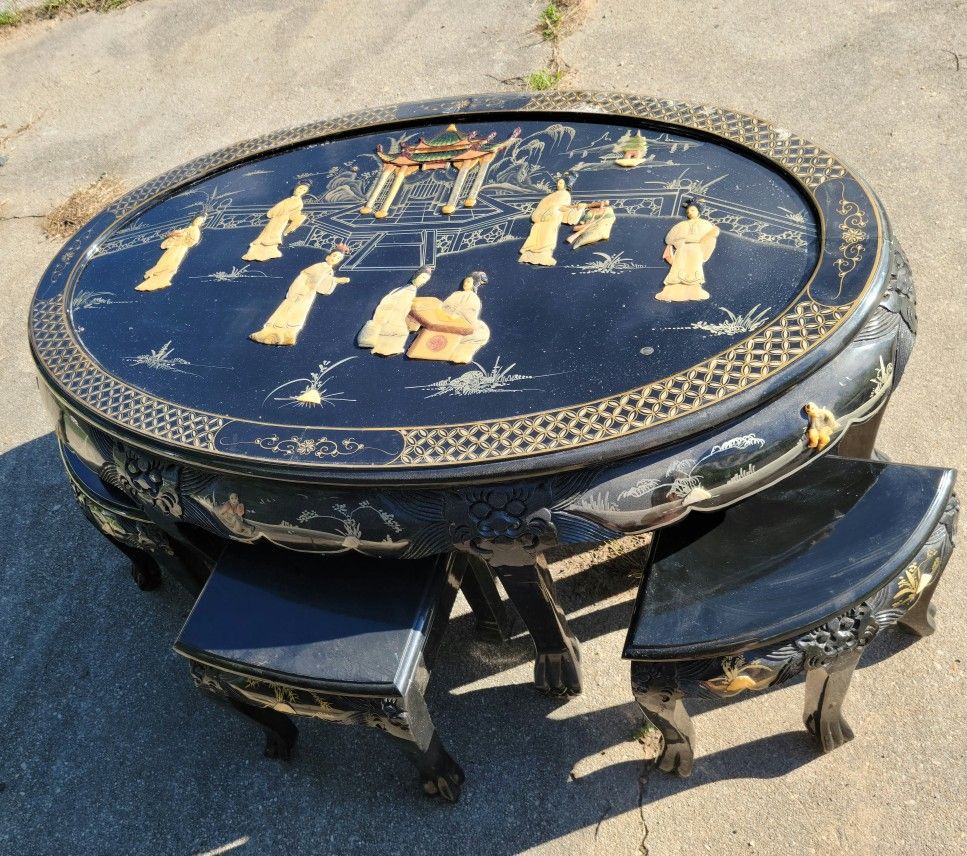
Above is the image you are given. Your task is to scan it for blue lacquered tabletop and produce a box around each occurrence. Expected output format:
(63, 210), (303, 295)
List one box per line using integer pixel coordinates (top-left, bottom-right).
(30, 94), (885, 476)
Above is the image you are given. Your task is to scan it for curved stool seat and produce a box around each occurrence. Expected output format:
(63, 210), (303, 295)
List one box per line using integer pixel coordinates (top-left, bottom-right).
(623, 456), (958, 777)
(175, 544), (468, 802)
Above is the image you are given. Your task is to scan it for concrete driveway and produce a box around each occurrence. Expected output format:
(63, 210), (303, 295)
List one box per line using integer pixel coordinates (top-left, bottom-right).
(1, 2), (964, 853)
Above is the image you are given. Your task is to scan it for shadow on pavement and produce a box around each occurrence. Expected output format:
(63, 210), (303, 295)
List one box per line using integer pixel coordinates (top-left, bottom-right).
(0, 432), (940, 855)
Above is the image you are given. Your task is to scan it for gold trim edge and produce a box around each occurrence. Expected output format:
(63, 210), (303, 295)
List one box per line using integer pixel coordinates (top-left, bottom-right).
(32, 92), (883, 469)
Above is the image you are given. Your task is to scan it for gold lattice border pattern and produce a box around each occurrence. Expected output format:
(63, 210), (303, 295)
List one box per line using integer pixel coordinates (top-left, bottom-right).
(521, 92), (847, 190)
(34, 295), (846, 464)
(32, 297), (224, 449)
(398, 300), (847, 465)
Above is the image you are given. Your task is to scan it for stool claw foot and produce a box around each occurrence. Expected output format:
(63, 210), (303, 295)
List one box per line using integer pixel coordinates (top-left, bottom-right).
(897, 591), (938, 637)
(406, 733), (464, 804)
(655, 733), (694, 777)
(420, 767), (463, 803)
(803, 648), (861, 754)
(648, 698), (695, 777)
(805, 710), (855, 753)
(631, 664), (694, 777)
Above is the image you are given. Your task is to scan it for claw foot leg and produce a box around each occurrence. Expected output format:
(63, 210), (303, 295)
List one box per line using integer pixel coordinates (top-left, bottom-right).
(404, 732), (464, 803)
(459, 554), (514, 643)
(803, 648), (862, 753)
(226, 694), (298, 761)
(897, 585), (938, 637)
(631, 662), (695, 777)
(492, 556), (583, 696)
(534, 649), (583, 698)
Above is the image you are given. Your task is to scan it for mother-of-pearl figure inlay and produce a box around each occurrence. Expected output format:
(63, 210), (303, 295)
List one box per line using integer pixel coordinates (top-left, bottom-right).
(42, 101), (875, 472)
(134, 215), (206, 291)
(518, 179), (584, 266)
(249, 245), (351, 346)
(242, 183), (310, 262)
(656, 200), (720, 302)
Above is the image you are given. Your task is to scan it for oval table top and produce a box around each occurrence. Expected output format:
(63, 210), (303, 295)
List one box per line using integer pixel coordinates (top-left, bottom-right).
(30, 92), (888, 482)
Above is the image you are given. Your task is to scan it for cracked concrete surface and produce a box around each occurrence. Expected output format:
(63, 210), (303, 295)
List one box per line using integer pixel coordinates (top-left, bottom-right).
(0, 1), (964, 854)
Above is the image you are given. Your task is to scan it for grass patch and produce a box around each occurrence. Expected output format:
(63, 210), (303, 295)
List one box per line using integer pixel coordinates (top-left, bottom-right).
(518, 0), (591, 92)
(37, 0), (133, 17)
(526, 67), (566, 91)
(0, 0), (136, 29)
(535, 0), (596, 43)
(540, 2), (563, 40)
(44, 174), (125, 239)
(632, 722), (663, 759)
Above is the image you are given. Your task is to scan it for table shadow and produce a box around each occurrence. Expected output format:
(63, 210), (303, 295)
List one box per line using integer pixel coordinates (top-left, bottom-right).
(0, 433), (944, 855)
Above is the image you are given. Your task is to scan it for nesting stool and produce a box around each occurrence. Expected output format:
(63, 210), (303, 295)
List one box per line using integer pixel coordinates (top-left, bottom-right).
(175, 544), (468, 801)
(60, 443), (190, 592)
(623, 456), (958, 777)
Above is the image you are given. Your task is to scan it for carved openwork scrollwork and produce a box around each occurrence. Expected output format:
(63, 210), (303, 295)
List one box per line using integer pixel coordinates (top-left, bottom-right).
(70, 482), (176, 557)
(446, 486), (559, 566)
(100, 444), (184, 517)
(190, 663), (413, 741)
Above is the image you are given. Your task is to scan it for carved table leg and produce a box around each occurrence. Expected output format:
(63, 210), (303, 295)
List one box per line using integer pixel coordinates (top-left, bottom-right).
(491, 555), (583, 696)
(459, 554), (514, 642)
(631, 662), (695, 777)
(397, 684), (464, 803)
(71, 485), (194, 593)
(803, 647), (862, 753)
(897, 582), (939, 637)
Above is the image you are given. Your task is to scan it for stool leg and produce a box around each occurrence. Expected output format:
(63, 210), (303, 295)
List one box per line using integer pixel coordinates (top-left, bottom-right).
(397, 685), (464, 803)
(401, 732), (464, 803)
(190, 666), (298, 761)
(897, 582), (939, 637)
(803, 647), (862, 753)
(491, 555), (583, 696)
(631, 662), (695, 777)
(459, 555), (514, 642)
(224, 691), (299, 761)
(107, 535), (162, 591)
(899, 494), (958, 637)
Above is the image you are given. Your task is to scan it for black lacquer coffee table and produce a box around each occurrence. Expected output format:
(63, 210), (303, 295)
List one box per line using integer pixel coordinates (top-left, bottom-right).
(30, 92), (914, 696)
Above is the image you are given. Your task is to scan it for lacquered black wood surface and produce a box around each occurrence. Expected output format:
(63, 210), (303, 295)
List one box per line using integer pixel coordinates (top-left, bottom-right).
(29, 94), (889, 482)
(623, 456), (956, 660)
(62, 443), (135, 510)
(175, 544), (449, 695)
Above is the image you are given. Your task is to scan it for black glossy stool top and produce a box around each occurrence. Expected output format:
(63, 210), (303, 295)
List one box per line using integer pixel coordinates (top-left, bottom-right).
(623, 456), (956, 660)
(175, 544), (450, 695)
